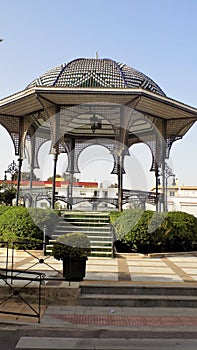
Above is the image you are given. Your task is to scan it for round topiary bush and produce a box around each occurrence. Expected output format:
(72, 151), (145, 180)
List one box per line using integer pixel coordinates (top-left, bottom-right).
(52, 232), (91, 260)
(112, 209), (165, 253)
(161, 211), (197, 252)
(111, 209), (197, 254)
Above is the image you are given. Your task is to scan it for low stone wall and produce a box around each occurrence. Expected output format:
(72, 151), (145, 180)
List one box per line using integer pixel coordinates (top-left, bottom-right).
(0, 285), (80, 306)
(41, 285), (79, 305)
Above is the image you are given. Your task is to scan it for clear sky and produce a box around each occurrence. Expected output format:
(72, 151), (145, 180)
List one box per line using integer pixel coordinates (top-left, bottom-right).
(0, 0), (197, 188)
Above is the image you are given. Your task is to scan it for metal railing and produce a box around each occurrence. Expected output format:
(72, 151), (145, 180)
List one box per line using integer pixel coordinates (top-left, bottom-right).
(0, 241), (9, 278)
(10, 241), (64, 281)
(0, 268), (45, 323)
(0, 240), (65, 323)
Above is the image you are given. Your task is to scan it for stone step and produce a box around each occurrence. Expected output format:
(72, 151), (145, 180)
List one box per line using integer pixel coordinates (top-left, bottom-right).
(52, 232), (112, 238)
(64, 217), (110, 222)
(56, 227), (110, 232)
(46, 242), (113, 256)
(87, 233), (112, 237)
(90, 252), (112, 257)
(52, 211), (113, 258)
(51, 235), (111, 241)
(63, 223), (110, 227)
(91, 249), (112, 253)
(80, 284), (197, 296)
(91, 246), (112, 250)
(79, 284), (197, 307)
(88, 240), (112, 245)
(54, 222), (111, 228)
(63, 211), (110, 216)
(53, 227), (111, 232)
(17, 337), (197, 350)
(63, 219), (110, 224)
(79, 293), (197, 308)
(52, 234), (112, 240)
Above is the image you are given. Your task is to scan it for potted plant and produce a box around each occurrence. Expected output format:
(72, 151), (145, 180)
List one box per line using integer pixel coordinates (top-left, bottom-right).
(52, 232), (91, 281)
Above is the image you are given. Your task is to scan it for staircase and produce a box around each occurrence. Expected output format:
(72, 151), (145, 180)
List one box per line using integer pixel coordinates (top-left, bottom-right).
(79, 284), (197, 307)
(51, 211), (113, 257)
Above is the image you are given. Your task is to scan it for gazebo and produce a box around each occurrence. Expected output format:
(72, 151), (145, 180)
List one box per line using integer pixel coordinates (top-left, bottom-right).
(0, 57), (197, 211)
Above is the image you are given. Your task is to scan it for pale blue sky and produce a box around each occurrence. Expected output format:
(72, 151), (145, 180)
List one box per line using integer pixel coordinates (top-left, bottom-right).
(0, 0), (197, 188)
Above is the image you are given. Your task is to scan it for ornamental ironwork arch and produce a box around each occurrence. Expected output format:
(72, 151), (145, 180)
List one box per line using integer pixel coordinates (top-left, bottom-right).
(0, 57), (197, 211)
(20, 102), (166, 211)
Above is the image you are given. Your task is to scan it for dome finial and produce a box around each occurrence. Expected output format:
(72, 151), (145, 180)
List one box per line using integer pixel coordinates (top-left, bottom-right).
(95, 52), (99, 59)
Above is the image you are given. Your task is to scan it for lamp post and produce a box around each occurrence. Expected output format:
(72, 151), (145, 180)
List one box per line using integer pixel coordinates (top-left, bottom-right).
(161, 163), (176, 212)
(4, 160), (18, 182)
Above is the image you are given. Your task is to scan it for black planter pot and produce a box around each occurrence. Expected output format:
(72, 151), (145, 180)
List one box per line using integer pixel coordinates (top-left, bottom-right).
(62, 257), (87, 281)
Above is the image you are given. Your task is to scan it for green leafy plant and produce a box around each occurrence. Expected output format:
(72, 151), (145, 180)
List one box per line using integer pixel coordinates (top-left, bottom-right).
(161, 211), (197, 252)
(52, 232), (91, 260)
(111, 209), (197, 254)
(28, 208), (60, 233)
(0, 207), (60, 246)
(0, 182), (16, 206)
(0, 205), (12, 215)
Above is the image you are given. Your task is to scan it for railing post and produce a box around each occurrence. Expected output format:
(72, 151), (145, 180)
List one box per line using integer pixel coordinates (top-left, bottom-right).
(43, 225), (47, 255)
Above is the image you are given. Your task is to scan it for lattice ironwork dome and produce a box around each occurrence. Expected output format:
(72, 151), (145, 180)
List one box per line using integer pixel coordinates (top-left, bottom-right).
(26, 58), (165, 96)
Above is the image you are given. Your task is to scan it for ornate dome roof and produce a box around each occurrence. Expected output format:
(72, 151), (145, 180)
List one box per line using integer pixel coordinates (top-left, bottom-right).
(26, 58), (165, 96)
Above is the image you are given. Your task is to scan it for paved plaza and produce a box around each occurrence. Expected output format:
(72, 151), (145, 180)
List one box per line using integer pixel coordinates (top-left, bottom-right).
(1, 248), (197, 284)
(86, 253), (197, 283)
(0, 249), (197, 349)
(0, 249), (197, 327)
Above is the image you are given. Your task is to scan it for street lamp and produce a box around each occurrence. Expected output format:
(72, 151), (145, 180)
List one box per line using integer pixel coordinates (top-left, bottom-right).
(90, 114), (102, 133)
(4, 160), (18, 182)
(159, 162), (176, 212)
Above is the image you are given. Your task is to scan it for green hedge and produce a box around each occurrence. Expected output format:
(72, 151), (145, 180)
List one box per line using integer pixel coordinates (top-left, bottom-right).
(0, 206), (12, 216)
(111, 209), (197, 254)
(0, 206), (60, 246)
(162, 211), (197, 252)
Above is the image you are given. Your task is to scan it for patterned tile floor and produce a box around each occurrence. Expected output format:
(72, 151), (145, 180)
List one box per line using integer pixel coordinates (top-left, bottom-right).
(42, 305), (197, 329)
(1, 249), (197, 284)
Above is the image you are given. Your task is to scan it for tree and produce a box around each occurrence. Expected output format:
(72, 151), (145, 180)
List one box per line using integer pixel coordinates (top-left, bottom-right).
(0, 181), (16, 206)
(47, 174), (62, 181)
(47, 173), (79, 182)
(109, 183), (118, 188)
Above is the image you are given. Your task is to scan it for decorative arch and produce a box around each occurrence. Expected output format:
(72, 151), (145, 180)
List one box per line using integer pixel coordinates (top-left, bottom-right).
(0, 120), (20, 155)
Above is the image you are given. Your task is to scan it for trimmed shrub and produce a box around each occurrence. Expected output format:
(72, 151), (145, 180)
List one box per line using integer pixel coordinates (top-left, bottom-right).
(110, 209), (145, 252)
(0, 207), (60, 246)
(161, 211), (197, 252)
(28, 208), (60, 234)
(0, 205), (12, 216)
(111, 209), (197, 254)
(52, 232), (91, 260)
(109, 211), (122, 226)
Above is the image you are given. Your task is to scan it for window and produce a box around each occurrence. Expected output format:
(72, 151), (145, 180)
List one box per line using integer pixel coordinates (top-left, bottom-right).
(94, 190), (99, 197)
